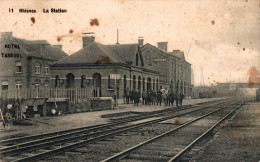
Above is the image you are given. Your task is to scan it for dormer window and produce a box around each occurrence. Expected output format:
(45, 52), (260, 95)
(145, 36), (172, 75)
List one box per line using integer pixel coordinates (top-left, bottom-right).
(35, 64), (40, 74)
(15, 62), (22, 73)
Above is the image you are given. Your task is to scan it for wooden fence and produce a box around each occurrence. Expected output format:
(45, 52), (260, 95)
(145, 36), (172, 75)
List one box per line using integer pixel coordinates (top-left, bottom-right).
(15, 88), (91, 104)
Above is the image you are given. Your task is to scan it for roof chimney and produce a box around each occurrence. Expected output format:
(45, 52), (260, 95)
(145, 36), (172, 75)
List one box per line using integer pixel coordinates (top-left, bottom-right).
(138, 36), (144, 46)
(82, 32), (95, 48)
(157, 42), (168, 52)
(172, 50), (180, 53)
(116, 29), (120, 44)
(1, 32), (13, 38)
(53, 45), (62, 50)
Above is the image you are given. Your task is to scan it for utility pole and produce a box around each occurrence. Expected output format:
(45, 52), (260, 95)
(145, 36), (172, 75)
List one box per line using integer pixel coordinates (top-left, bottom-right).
(200, 66), (205, 87)
(116, 29), (119, 45)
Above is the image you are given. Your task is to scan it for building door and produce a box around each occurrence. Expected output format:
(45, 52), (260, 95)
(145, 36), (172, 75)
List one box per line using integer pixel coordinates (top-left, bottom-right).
(133, 75), (136, 90)
(147, 77), (151, 92)
(66, 73), (75, 88)
(2, 85), (8, 99)
(93, 73), (101, 97)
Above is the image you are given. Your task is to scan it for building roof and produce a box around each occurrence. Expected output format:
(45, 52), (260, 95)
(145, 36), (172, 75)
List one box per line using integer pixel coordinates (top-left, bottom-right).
(0, 32), (67, 60)
(54, 42), (141, 65)
(106, 44), (140, 64)
(142, 43), (169, 57)
(168, 51), (184, 60)
(13, 37), (67, 60)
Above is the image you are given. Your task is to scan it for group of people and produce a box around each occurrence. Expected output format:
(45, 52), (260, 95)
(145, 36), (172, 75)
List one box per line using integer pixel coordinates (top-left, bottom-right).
(124, 88), (185, 107)
(124, 89), (141, 106)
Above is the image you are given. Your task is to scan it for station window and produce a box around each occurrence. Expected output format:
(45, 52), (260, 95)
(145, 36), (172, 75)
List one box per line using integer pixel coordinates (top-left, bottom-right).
(81, 75), (86, 88)
(44, 66), (49, 75)
(15, 62), (22, 73)
(35, 83), (40, 98)
(15, 82), (22, 98)
(35, 64), (40, 74)
(15, 82), (22, 89)
(108, 75), (114, 89)
(55, 75), (60, 88)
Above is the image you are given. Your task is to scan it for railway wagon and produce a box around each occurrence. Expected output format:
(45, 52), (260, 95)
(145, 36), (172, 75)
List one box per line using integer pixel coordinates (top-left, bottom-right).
(256, 88), (260, 101)
(199, 91), (213, 98)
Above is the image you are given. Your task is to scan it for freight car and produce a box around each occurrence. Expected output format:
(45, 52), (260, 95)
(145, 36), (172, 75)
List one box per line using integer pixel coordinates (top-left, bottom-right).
(256, 88), (260, 101)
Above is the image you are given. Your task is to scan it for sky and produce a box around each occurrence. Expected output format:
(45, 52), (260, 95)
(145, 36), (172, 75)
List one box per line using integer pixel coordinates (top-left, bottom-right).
(0, 0), (259, 86)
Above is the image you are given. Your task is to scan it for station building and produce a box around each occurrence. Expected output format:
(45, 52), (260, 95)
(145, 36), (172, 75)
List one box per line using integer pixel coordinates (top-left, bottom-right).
(50, 35), (160, 99)
(139, 38), (192, 97)
(0, 32), (67, 99)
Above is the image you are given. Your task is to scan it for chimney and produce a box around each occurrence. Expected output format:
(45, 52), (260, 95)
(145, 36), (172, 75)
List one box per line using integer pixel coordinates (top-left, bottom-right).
(1, 32), (13, 38)
(157, 42), (168, 51)
(172, 50), (180, 53)
(53, 45), (62, 50)
(82, 32), (95, 48)
(138, 36), (144, 46)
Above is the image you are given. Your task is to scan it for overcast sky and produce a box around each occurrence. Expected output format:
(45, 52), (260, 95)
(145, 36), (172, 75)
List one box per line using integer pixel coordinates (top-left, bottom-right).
(1, 0), (259, 86)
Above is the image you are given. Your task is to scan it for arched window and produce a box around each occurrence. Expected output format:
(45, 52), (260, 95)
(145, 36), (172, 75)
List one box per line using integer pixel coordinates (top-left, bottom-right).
(124, 75), (127, 94)
(148, 55), (152, 66)
(138, 76), (141, 92)
(81, 75), (86, 88)
(156, 79), (159, 91)
(55, 75), (59, 88)
(143, 78), (145, 92)
(66, 73), (75, 88)
(133, 75), (136, 90)
(146, 50), (152, 66)
(147, 77), (151, 92)
(136, 53), (139, 66)
(93, 73), (102, 97)
(153, 79), (155, 91)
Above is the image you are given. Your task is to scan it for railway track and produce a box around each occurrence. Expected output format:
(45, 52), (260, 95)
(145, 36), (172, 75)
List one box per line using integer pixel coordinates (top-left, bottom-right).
(101, 101), (245, 162)
(0, 98), (234, 162)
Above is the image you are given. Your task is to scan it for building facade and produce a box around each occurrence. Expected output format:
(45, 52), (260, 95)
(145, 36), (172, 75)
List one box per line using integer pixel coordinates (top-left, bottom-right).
(50, 35), (160, 99)
(0, 32), (67, 99)
(140, 38), (192, 97)
(0, 32), (192, 100)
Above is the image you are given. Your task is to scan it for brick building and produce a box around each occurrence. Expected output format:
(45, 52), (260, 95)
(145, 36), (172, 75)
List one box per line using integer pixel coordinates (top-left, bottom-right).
(0, 32), (67, 99)
(140, 38), (192, 97)
(50, 35), (160, 99)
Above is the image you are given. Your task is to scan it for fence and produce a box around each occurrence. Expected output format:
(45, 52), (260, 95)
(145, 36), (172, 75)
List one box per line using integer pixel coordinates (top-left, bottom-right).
(15, 88), (91, 104)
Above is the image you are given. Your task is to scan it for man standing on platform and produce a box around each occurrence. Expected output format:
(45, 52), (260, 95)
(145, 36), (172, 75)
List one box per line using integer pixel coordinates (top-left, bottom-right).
(157, 90), (162, 106)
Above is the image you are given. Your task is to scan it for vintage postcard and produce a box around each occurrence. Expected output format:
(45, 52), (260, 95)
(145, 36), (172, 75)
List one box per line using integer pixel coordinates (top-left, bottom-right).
(0, 0), (259, 161)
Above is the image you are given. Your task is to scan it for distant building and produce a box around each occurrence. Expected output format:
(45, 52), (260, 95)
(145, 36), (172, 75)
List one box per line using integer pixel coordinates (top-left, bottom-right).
(140, 38), (192, 97)
(50, 34), (160, 98)
(0, 32), (67, 99)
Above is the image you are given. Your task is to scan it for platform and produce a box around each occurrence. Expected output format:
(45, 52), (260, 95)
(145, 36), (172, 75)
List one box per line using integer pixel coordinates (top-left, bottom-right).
(0, 97), (226, 140)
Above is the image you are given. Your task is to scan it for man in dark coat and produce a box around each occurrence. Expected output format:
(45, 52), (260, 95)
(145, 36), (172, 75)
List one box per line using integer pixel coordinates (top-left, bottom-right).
(175, 92), (179, 107)
(134, 90), (140, 106)
(126, 88), (130, 104)
(180, 93), (185, 106)
(130, 89), (134, 104)
(167, 92), (172, 106)
(170, 92), (175, 106)
(157, 90), (162, 106)
(142, 91), (147, 105)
